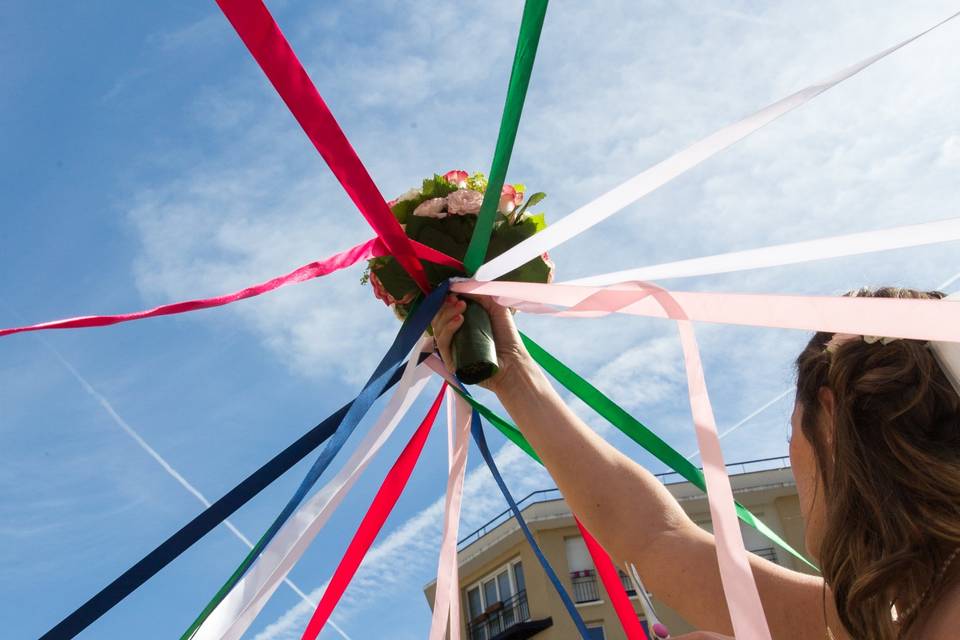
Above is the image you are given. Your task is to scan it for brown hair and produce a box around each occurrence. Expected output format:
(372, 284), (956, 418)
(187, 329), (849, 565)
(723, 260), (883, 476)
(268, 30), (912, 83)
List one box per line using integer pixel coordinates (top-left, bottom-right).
(794, 287), (960, 639)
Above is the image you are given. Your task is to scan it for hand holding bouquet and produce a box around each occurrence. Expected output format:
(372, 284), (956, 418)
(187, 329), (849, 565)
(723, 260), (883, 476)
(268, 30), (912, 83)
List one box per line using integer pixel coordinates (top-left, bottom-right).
(363, 170), (554, 383)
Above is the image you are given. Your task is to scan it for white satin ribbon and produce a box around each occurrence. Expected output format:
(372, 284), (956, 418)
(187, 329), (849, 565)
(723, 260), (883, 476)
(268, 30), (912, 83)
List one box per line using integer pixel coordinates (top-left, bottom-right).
(562, 217), (960, 286)
(427, 387), (471, 640)
(194, 338), (434, 640)
(474, 10), (960, 282)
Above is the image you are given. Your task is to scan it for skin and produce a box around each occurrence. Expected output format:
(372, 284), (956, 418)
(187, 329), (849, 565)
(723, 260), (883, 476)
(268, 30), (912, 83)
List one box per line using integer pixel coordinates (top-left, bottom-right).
(432, 294), (960, 639)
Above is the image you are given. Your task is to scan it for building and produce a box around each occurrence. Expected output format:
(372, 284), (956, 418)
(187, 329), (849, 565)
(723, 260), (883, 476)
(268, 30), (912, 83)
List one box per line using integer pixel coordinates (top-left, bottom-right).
(423, 456), (812, 639)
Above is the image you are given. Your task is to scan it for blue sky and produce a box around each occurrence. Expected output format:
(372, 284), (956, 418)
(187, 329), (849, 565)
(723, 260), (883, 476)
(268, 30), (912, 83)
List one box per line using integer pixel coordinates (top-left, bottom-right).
(2, 1), (959, 638)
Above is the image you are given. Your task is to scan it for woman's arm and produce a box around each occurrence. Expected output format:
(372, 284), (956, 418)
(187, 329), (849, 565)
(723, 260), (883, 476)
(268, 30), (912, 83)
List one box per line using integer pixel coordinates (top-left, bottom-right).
(433, 294), (836, 639)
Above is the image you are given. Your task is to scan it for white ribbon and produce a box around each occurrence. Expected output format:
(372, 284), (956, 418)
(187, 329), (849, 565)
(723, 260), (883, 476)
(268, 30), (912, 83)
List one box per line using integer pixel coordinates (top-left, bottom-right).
(475, 11), (960, 283)
(194, 338), (434, 640)
(562, 217), (960, 286)
(427, 387), (471, 640)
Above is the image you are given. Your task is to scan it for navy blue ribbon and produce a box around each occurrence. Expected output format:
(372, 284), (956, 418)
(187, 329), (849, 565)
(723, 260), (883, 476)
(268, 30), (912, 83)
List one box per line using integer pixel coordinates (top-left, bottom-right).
(41, 282), (450, 640)
(470, 408), (591, 639)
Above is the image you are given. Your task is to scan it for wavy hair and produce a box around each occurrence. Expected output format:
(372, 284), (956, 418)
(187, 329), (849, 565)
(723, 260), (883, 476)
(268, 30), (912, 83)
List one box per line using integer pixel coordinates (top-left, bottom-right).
(794, 287), (960, 639)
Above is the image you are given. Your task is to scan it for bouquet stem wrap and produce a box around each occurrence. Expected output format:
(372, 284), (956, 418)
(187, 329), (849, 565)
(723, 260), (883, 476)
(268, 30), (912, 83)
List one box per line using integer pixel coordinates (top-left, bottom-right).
(451, 300), (499, 384)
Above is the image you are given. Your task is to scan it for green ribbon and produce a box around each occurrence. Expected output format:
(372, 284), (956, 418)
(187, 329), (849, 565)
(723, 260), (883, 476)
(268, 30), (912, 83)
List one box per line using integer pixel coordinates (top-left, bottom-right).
(453, 337), (816, 571)
(519, 333), (817, 570)
(462, 0), (548, 275)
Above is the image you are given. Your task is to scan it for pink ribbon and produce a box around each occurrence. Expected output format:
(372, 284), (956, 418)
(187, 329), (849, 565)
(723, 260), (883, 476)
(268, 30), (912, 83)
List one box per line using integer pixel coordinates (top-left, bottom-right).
(427, 388), (471, 640)
(214, 0), (430, 292)
(453, 280), (774, 638)
(1, 238), (460, 338)
(451, 280), (960, 343)
(577, 519), (649, 640)
(300, 384), (447, 639)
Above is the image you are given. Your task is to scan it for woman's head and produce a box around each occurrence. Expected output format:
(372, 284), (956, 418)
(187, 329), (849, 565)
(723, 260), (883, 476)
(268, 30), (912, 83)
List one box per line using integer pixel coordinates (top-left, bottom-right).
(792, 286), (960, 639)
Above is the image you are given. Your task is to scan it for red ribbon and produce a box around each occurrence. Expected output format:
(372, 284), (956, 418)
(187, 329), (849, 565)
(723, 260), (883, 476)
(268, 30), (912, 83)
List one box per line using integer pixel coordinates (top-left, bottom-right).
(214, 0), (431, 292)
(0, 238), (460, 338)
(301, 384), (447, 640)
(577, 518), (650, 640)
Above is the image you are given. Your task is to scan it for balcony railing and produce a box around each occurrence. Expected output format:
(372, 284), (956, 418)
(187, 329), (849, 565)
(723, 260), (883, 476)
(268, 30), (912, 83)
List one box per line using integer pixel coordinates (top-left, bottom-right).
(570, 570), (600, 603)
(458, 456), (792, 550)
(468, 590), (531, 640)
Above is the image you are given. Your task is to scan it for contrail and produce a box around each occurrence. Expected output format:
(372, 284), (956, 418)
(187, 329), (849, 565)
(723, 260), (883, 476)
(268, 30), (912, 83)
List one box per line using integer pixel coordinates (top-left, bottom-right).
(684, 386), (793, 461)
(41, 341), (352, 640)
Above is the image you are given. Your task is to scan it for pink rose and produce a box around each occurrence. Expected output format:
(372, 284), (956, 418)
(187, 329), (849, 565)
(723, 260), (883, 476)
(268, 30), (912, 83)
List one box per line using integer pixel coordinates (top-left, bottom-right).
(498, 184), (523, 213)
(413, 197), (448, 218)
(443, 170), (469, 188)
(446, 188), (483, 215)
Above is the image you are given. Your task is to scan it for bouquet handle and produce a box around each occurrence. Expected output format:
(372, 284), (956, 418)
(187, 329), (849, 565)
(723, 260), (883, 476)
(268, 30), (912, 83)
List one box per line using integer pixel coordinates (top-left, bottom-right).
(451, 300), (499, 385)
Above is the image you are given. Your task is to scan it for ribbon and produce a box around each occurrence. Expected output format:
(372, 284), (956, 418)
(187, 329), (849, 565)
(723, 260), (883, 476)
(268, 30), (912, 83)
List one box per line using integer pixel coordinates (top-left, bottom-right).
(577, 519), (649, 640)
(183, 283), (448, 635)
(473, 10), (960, 282)
(427, 387), (471, 640)
(0, 238), (459, 339)
(214, 0), (430, 291)
(186, 343), (434, 639)
(462, 0), (548, 274)
(41, 284), (448, 640)
(562, 217), (960, 285)
(469, 409), (593, 640)
(424, 354), (807, 566)
(39, 361), (408, 640)
(301, 384), (447, 639)
(451, 280), (960, 343)
(519, 335), (812, 569)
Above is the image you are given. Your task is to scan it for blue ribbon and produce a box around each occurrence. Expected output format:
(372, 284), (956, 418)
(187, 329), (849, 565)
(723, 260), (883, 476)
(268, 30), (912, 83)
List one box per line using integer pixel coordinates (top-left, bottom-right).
(470, 408), (591, 639)
(41, 282), (450, 640)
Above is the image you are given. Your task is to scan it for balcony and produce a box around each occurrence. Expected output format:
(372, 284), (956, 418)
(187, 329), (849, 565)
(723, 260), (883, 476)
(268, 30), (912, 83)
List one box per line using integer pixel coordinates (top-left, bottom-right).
(467, 590), (552, 640)
(570, 570), (600, 604)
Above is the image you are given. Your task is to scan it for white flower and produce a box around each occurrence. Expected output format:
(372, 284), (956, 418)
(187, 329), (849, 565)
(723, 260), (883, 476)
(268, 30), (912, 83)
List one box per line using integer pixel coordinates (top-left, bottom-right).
(446, 189), (483, 215)
(413, 197), (448, 218)
(397, 188), (420, 202)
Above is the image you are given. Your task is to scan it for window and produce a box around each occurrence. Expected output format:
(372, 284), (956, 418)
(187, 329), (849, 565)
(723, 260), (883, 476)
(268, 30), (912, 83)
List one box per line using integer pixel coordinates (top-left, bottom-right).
(464, 559), (528, 640)
(565, 536), (600, 603)
(586, 624), (605, 639)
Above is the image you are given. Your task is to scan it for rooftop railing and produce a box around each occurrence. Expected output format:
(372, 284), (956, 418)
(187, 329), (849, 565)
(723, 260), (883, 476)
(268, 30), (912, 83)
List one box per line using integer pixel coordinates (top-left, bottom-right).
(458, 455), (791, 550)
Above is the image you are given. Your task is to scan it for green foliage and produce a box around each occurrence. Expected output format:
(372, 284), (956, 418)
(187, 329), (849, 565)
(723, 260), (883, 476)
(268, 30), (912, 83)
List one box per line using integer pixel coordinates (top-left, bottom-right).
(466, 172), (488, 192)
(421, 174), (459, 199)
(513, 191), (545, 219)
(390, 198), (419, 224)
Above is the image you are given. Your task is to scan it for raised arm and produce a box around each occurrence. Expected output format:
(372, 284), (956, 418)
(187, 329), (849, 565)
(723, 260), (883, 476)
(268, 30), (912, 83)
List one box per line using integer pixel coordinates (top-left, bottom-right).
(432, 294), (837, 639)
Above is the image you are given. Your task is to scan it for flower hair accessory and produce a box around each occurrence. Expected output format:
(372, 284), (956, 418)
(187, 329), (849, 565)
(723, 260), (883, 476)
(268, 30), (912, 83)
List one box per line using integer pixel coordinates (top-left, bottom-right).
(824, 333), (900, 353)
(823, 295), (960, 397)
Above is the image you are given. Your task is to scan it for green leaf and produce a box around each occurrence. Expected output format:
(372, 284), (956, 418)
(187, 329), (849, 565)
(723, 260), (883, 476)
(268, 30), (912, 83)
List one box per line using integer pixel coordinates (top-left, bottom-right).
(421, 174), (459, 199)
(371, 257), (419, 301)
(523, 213), (547, 232)
(390, 198), (420, 224)
(486, 216), (552, 283)
(513, 191), (546, 219)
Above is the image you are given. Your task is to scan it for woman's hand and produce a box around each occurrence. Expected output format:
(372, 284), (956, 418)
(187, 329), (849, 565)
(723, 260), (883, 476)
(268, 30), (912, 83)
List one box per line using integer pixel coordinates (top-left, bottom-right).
(431, 293), (532, 395)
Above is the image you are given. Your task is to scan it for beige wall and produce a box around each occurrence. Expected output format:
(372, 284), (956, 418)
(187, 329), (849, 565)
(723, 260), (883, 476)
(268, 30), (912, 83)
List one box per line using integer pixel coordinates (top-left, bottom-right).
(424, 467), (810, 639)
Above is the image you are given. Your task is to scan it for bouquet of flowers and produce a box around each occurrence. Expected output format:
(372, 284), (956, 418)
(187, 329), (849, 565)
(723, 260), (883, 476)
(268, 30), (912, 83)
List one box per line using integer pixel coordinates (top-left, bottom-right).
(363, 169), (554, 383)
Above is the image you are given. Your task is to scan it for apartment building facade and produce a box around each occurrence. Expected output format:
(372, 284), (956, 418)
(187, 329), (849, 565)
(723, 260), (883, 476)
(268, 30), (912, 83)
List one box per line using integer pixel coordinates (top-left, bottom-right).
(423, 456), (812, 640)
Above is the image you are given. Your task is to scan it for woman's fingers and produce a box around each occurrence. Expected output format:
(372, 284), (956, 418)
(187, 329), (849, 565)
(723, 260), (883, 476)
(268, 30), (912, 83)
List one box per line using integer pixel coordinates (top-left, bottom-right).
(431, 295), (466, 365)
